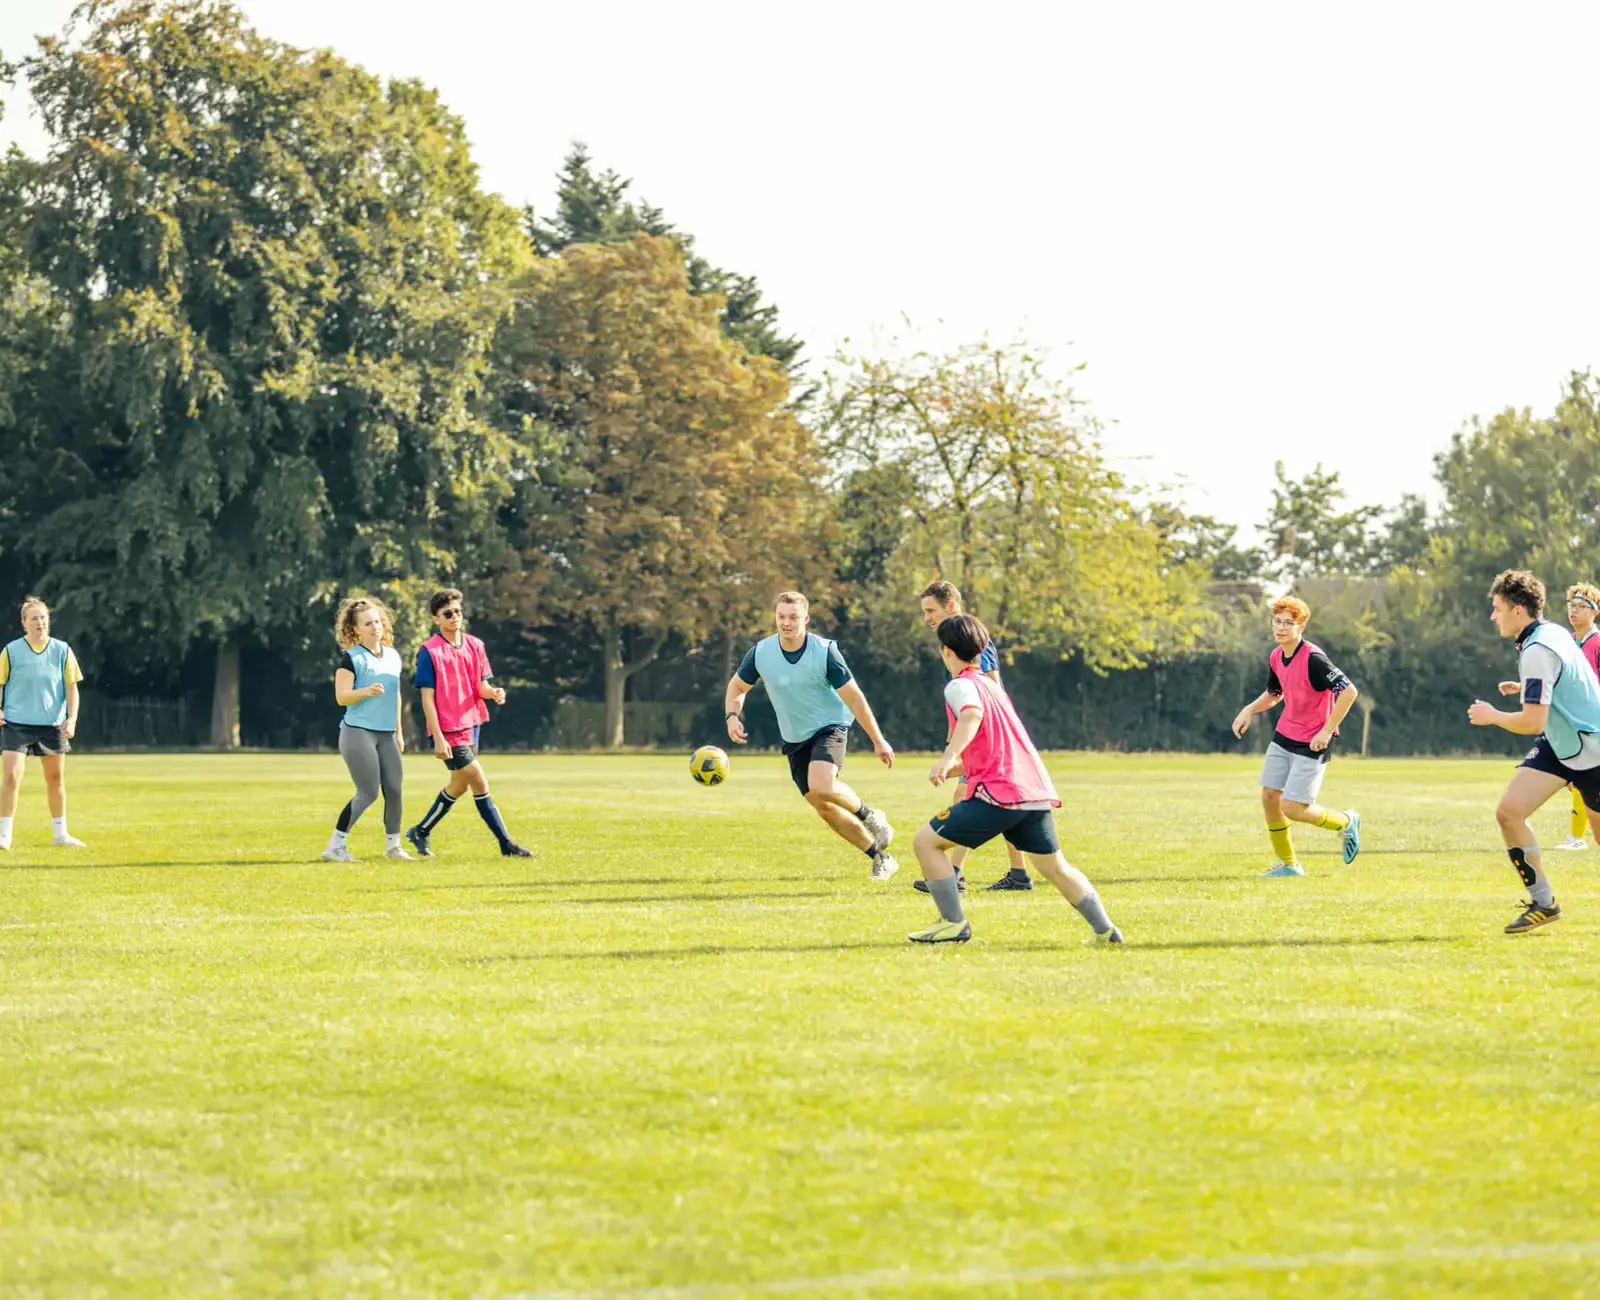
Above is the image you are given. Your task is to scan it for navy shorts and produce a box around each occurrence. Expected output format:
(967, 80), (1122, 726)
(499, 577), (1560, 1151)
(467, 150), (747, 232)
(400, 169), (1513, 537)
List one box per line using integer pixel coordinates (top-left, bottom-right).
(929, 799), (1059, 855)
(431, 726), (481, 771)
(1, 722), (70, 757)
(783, 725), (849, 795)
(1520, 736), (1600, 813)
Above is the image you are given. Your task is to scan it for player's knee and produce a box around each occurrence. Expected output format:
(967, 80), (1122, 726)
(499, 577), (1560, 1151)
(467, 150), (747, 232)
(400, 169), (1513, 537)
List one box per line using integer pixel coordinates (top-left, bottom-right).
(1281, 800), (1312, 822)
(1494, 799), (1524, 831)
(912, 822), (946, 855)
(803, 788), (830, 812)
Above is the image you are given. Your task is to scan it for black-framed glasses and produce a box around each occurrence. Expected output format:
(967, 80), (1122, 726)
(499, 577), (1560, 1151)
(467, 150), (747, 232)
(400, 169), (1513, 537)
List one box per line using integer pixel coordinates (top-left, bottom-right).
(439, 608), (463, 619)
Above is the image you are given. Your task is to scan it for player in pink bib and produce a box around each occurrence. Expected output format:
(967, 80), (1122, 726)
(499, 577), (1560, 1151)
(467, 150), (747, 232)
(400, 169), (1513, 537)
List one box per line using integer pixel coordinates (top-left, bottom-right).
(1231, 596), (1361, 877)
(405, 588), (530, 859)
(907, 614), (1122, 945)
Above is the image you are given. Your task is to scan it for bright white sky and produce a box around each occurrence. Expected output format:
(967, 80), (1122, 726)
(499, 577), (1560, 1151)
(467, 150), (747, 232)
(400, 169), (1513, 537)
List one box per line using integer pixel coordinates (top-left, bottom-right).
(6, 1), (1599, 534)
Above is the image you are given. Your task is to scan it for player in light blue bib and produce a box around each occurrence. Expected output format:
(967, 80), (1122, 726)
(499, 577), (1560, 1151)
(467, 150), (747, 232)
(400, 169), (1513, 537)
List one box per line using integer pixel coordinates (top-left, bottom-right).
(724, 591), (900, 879)
(0, 595), (86, 849)
(322, 596), (409, 862)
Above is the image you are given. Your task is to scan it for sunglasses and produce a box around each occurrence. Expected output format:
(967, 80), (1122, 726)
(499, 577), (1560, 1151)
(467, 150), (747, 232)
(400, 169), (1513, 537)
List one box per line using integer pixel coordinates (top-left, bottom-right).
(439, 608), (463, 619)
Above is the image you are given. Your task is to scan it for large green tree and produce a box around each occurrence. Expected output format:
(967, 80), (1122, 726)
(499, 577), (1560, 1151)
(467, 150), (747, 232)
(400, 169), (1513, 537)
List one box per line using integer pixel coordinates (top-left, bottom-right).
(527, 144), (803, 373)
(822, 339), (1207, 671)
(0, 0), (525, 743)
(495, 234), (828, 747)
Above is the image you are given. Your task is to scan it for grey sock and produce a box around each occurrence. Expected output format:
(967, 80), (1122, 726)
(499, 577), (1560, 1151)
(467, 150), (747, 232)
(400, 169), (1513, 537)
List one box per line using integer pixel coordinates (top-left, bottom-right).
(927, 875), (966, 924)
(1074, 890), (1114, 935)
(1511, 846), (1555, 908)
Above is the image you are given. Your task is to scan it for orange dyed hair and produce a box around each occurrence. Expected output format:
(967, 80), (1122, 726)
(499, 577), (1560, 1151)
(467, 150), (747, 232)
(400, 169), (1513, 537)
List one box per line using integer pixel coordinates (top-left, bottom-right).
(1271, 596), (1310, 625)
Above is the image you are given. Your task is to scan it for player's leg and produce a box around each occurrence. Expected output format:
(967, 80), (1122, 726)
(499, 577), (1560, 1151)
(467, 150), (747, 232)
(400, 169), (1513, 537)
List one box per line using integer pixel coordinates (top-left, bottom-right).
(408, 740), (472, 856)
(803, 728), (894, 851)
(41, 750), (81, 847)
(1259, 782), (1301, 877)
(1279, 752), (1360, 866)
(375, 733), (409, 859)
(326, 727), (380, 861)
(1553, 785), (1588, 850)
(908, 818), (972, 942)
(1016, 811), (1121, 943)
(916, 777), (968, 894)
(0, 746), (24, 849)
(457, 758), (530, 857)
(803, 762), (875, 850)
(1497, 758), (1567, 934)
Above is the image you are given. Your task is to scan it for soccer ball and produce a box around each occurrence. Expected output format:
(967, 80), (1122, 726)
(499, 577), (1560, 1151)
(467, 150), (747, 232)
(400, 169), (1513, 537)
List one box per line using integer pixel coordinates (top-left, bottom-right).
(690, 745), (730, 786)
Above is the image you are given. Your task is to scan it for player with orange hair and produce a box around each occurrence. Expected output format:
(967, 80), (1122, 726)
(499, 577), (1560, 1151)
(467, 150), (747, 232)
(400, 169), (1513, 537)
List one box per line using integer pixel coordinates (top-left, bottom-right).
(1230, 596), (1362, 876)
(1550, 582), (1600, 851)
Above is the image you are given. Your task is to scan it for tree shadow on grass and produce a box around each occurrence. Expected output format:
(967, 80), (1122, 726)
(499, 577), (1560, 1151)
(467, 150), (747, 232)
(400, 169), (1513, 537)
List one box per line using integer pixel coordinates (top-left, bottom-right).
(368, 875), (820, 894)
(2, 858), (298, 871)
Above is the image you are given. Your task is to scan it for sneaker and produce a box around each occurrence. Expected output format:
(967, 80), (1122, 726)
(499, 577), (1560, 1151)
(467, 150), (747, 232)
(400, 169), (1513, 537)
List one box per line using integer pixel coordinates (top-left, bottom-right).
(1550, 836), (1588, 851)
(985, 871), (1034, 892)
(1341, 810), (1362, 865)
(385, 845), (414, 861)
(320, 844), (359, 863)
(1086, 925), (1125, 946)
(500, 842), (533, 858)
(860, 807), (894, 852)
(1505, 898), (1562, 935)
(870, 852), (900, 881)
(1260, 861), (1305, 878)
(52, 834), (87, 848)
(405, 826), (434, 858)
(908, 919), (972, 944)
(0, 835), (9, 852)
(914, 869), (966, 894)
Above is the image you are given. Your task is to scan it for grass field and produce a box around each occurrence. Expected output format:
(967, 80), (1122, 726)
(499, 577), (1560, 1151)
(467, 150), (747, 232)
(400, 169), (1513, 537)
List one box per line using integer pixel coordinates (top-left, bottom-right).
(3, 751), (1599, 1298)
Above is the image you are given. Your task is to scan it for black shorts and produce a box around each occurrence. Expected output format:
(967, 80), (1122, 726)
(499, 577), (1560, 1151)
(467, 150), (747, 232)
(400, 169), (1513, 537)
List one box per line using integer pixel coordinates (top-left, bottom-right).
(1520, 736), (1600, 813)
(929, 799), (1060, 855)
(783, 725), (849, 795)
(1, 722), (70, 757)
(438, 744), (477, 771)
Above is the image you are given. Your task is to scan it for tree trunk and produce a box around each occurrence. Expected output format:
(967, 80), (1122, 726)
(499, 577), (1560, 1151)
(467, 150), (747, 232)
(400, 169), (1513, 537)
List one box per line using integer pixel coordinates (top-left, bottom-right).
(210, 637), (241, 749)
(602, 623), (627, 749)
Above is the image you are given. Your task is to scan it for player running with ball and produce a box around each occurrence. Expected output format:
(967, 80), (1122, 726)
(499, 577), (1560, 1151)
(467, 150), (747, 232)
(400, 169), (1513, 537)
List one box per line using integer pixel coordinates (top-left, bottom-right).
(724, 591), (899, 879)
(908, 614), (1122, 945)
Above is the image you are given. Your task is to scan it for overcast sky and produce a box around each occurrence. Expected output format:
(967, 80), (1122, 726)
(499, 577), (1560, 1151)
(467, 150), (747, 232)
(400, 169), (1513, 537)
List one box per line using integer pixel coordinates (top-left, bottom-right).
(6, 1), (1599, 534)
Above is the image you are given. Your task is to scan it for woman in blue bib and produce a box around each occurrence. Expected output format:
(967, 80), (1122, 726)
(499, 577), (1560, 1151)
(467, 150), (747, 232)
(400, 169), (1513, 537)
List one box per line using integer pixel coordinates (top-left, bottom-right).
(0, 596), (86, 850)
(322, 596), (408, 862)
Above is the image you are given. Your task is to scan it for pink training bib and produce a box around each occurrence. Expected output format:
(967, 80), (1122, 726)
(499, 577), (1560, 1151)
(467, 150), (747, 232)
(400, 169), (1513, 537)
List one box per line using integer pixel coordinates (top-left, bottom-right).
(421, 633), (492, 734)
(945, 668), (1060, 807)
(1272, 639), (1335, 743)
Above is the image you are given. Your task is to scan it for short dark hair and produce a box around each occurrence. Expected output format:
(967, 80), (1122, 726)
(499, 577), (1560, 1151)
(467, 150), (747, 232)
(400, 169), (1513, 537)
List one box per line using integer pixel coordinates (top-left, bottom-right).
(429, 587), (464, 616)
(920, 580), (961, 607)
(937, 613), (989, 664)
(1489, 570), (1545, 618)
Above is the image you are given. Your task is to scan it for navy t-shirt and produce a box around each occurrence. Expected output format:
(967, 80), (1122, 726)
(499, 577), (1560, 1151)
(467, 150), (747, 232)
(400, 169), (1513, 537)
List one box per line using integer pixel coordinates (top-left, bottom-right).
(737, 640), (853, 689)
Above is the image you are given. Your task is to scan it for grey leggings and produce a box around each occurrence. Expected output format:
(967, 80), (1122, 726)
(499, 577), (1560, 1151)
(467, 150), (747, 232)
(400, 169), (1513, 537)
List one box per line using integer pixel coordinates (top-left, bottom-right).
(336, 726), (403, 835)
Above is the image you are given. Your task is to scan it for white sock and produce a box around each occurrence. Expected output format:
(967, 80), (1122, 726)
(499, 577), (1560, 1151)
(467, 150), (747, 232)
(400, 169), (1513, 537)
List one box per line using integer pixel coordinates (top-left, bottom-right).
(52, 816), (67, 838)
(330, 828), (349, 847)
(0, 816), (12, 838)
(386, 833), (402, 850)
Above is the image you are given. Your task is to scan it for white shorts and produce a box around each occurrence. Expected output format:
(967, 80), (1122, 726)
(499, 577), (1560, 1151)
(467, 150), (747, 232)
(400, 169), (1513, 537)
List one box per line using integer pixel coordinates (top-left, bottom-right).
(1260, 742), (1328, 805)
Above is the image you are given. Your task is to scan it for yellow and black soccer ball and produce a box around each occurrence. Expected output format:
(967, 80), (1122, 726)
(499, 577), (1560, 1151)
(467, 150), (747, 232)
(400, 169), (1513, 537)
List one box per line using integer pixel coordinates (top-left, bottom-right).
(690, 745), (730, 786)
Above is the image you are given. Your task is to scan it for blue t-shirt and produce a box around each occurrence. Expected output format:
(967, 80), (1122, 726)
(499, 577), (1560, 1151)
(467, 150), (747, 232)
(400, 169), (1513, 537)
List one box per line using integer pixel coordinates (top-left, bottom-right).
(738, 639), (852, 689)
(944, 638), (999, 681)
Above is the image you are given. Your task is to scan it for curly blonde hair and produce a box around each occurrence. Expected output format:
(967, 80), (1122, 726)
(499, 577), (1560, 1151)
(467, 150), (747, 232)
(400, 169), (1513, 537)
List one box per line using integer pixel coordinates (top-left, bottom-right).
(1567, 583), (1600, 610)
(334, 596), (395, 650)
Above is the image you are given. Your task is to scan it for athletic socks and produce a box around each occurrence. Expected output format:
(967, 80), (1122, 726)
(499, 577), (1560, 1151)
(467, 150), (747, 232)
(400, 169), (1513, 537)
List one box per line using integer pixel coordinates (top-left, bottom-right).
(474, 792), (513, 848)
(0, 816), (12, 839)
(1003, 867), (1030, 883)
(1509, 845), (1555, 908)
(855, 801), (874, 822)
(1312, 807), (1350, 832)
(1572, 788), (1588, 840)
(386, 833), (403, 853)
(51, 816), (68, 839)
(1267, 819), (1296, 865)
(926, 874), (967, 924)
(329, 828), (349, 848)
(418, 790), (457, 833)
(1073, 890), (1115, 936)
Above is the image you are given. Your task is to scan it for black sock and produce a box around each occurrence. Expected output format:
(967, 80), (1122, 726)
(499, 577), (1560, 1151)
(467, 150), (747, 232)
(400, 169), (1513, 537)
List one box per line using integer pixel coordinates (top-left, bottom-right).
(474, 792), (513, 847)
(418, 790), (456, 833)
(856, 802), (873, 821)
(1007, 867), (1029, 881)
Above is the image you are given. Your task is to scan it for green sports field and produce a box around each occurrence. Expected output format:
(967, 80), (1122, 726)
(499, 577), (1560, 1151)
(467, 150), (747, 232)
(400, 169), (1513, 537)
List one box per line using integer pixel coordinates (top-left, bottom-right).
(3, 752), (1598, 1298)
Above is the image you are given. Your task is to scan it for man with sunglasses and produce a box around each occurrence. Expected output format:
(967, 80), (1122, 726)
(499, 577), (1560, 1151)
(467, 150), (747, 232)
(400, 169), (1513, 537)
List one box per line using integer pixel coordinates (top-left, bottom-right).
(1230, 596), (1361, 877)
(1550, 582), (1600, 851)
(406, 588), (531, 858)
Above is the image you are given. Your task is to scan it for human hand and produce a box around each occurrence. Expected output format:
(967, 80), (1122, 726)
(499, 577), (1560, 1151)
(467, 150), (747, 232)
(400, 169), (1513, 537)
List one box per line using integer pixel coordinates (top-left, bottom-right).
(726, 713), (747, 745)
(362, 682), (386, 699)
(1310, 726), (1334, 752)
(1467, 699), (1500, 727)
(929, 757), (953, 786)
(875, 738), (895, 768)
(1231, 710), (1252, 739)
(1497, 681), (1520, 697)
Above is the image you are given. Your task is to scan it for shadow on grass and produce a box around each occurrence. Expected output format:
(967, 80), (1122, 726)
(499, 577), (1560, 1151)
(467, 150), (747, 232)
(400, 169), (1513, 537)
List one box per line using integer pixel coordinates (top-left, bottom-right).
(476, 932), (1466, 964)
(2, 857), (299, 871)
(368, 875), (821, 894)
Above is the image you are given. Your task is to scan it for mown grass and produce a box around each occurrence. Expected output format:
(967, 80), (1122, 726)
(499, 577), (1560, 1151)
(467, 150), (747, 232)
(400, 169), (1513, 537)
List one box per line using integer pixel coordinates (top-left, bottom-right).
(3, 752), (1598, 1298)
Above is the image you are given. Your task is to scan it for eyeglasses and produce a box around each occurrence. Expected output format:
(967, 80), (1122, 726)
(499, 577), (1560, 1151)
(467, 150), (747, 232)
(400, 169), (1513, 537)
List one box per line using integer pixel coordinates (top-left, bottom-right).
(439, 608), (463, 619)
(1270, 618), (1299, 629)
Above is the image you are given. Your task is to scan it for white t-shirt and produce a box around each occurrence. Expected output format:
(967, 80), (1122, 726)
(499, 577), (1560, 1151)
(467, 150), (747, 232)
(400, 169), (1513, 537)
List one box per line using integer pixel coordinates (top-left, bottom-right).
(943, 678), (1051, 808)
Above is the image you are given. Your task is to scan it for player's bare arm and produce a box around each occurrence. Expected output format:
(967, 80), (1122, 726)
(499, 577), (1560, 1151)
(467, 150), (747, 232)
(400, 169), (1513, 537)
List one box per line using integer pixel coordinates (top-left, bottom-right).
(723, 674), (753, 744)
(930, 707), (983, 785)
(1310, 683), (1358, 752)
(1468, 697), (1549, 734)
(419, 686), (451, 761)
(1232, 690), (1280, 738)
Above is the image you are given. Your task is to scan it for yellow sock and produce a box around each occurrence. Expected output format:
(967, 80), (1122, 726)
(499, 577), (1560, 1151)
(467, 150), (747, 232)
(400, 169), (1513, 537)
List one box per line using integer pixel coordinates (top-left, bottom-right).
(1572, 788), (1587, 841)
(1267, 819), (1296, 864)
(1313, 807), (1350, 832)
